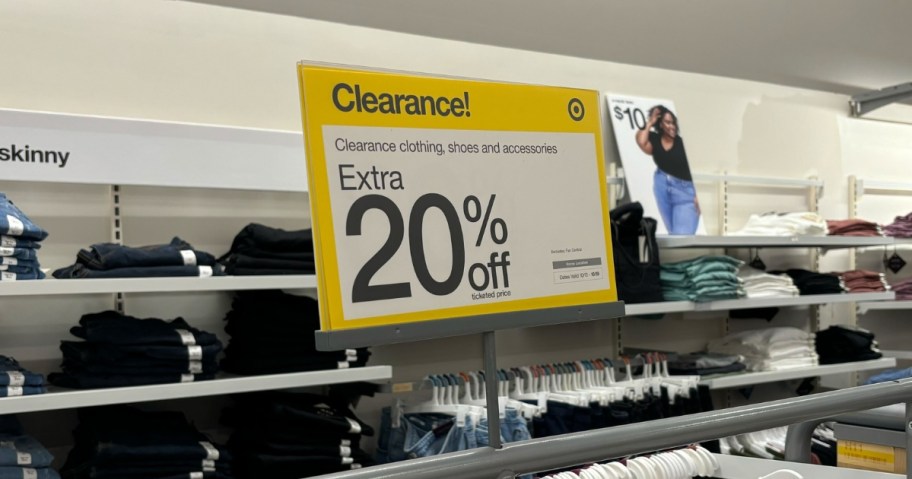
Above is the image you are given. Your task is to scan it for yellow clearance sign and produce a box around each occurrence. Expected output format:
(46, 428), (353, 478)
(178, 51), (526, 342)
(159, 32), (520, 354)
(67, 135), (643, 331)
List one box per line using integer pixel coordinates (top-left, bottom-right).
(297, 64), (616, 331)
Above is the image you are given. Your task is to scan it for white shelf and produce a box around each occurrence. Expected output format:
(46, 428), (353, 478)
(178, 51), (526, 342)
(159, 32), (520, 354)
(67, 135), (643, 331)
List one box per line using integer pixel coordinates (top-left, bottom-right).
(625, 301), (695, 316)
(0, 366), (392, 414)
(883, 350), (912, 360)
(696, 291), (895, 312)
(624, 292), (895, 317)
(0, 275), (318, 296)
(858, 300), (912, 314)
(656, 235), (893, 248)
(699, 358), (896, 389)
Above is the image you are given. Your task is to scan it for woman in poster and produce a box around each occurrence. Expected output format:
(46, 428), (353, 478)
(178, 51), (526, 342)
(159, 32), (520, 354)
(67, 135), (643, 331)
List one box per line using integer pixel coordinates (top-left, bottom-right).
(635, 105), (700, 235)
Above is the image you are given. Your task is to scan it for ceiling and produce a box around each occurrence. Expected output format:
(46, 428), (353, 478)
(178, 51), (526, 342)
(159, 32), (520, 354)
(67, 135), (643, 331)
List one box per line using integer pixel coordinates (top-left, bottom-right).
(187, 0), (912, 97)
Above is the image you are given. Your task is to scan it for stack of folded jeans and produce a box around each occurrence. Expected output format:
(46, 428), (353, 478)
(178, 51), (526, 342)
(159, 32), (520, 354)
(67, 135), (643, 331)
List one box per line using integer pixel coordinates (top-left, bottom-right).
(729, 212), (827, 236)
(836, 270), (890, 293)
(0, 415), (59, 479)
(61, 406), (232, 479)
(708, 327), (818, 372)
(667, 352), (747, 376)
(661, 255), (744, 302)
(769, 269), (846, 295)
(225, 392), (372, 478)
(0, 193), (49, 281)
(737, 267), (800, 299)
(816, 325), (882, 364)
(891, 277), (912, 300)
(0, 355), (46, 397)
(53, 237), (224, 279)
(884, 212), (912, 238)
(827, 218), (884, 237)
(221, 290), (369, 375)
(49, 310), (222, 389)
(220, 224), (315, 275)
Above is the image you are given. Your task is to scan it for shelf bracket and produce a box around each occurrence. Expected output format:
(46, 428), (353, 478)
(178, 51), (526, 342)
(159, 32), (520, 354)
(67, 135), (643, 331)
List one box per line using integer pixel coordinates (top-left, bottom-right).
(109, 185), (125, 314)
(850, 82), (912, 117)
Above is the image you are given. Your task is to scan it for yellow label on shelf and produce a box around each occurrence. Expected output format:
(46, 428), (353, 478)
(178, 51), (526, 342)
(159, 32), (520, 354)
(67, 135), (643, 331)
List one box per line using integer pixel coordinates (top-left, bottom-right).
(838, 441), (896, 472)
(297, 63), (616, 331)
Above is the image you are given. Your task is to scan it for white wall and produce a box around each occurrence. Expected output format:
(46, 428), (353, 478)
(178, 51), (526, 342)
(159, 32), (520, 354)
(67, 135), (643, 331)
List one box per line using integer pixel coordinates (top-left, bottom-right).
(2, 0), (912, 459)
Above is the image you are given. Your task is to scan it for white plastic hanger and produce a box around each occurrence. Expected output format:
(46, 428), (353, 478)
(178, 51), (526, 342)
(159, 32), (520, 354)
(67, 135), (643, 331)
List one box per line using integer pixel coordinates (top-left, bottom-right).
(759, 470), (803, 479)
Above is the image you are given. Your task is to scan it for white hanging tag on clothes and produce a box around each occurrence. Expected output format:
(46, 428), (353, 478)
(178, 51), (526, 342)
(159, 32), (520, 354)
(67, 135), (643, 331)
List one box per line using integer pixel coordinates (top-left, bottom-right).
(198, 266), (213, 278)
(346, 417), (362, 434)
(180, 374), (194, 383)
(190, 473), (204, 479)
(0, 236), (16, 247)
(7, 372), (25, 387)
(22, 468), (37, 479)
(498, 396), (508, 418)
(340, 446), (352, 457)
(176, 329), (196, 346)
(1, 258), (16, 266)
(16, 451), (31, 465)
(638, 235), (649, 263)
(1, 272), (16, 281)
(187, 345), (203, 361)
(199, 441), (220, 461)
(188, 361), (203, 374)
(0, 247), (13, 256)
(6, 216), (23, 236)
(6, 387), (22, 397)
(179, 250), (197, 266)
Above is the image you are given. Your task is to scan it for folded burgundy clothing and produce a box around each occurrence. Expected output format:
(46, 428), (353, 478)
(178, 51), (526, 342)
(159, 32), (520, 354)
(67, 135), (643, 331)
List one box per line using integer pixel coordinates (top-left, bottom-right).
(827, 219), (883, 236)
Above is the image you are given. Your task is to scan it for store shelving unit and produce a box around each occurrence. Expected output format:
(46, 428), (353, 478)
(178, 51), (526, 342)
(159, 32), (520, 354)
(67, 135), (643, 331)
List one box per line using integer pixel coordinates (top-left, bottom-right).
(858, 300), (912, 314)
(0, 275), (318, 296)
(0, 367), (392, 415)
(699, 358), (896, 390)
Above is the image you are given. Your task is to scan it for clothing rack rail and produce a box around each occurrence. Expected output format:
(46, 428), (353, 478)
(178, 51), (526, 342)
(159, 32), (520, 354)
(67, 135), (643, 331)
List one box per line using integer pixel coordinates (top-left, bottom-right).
(315, 379), (912, 479)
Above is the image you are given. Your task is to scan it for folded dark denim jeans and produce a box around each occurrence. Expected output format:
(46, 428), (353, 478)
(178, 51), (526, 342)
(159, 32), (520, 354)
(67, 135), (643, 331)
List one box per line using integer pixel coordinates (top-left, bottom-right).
(0, 270), (45, 281)
(88, 460), (230, 478)
(0, 257), (35, 267)
(0, 435), (54, 467)
(76, 237), (217, 271)
(0, 263), (42, 274)
(62, 360), (217, 377)
(71, 311), (219, 346)
(0, 194), (48, 241)
(0, 356), (45, 387)
(61, 341), (222, 363)
(49, 372), (215, 389)
(0, 247), (37, 261)
(0, 236), (40, 249)
(53, 263), (224, 279)
(0, 467), (59, 479)
(227, 223), (313, 254)
(0, 387), (45, 397)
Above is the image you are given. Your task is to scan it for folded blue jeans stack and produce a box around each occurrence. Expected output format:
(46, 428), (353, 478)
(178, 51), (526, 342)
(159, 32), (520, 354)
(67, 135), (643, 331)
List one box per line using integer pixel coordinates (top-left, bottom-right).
(0, 193), (49, 281)
(0, 356), (46, 398)
(0, 415), (60, 479)
(48, 310), (222, 389)
(53, 237), (224, 279)
(61, 406), (233, 479)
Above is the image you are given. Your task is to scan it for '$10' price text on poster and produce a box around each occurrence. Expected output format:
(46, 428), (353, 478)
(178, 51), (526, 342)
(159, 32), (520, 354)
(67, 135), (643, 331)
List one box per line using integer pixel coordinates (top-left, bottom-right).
(298, 64), (618, 331)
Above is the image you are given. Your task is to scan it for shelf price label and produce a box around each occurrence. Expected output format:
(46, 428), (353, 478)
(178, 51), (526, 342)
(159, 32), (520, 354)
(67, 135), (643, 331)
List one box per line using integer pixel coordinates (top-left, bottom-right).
(298, 64), (617, 331)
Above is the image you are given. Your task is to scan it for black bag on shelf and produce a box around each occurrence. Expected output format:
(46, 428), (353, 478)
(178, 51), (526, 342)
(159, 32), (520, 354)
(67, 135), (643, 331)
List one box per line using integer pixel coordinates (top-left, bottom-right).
(610, 202), (663, 304)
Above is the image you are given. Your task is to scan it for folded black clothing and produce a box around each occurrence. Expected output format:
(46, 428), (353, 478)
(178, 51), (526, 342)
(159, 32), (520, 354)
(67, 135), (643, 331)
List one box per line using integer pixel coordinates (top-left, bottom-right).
(227, 266), (316, 276)
(49, 371), (216, 389)
(769, 269), (844, 295)
(75, 237), (218, 270)
(223, 254), (315, 274)
(227, 224), (314, 255)
(61, 358), (218, 376)
(70, 310), (219, 346)
(229, 392), (374, 437)
(227, 290), (320, 319)
(816, 325), (882, 364)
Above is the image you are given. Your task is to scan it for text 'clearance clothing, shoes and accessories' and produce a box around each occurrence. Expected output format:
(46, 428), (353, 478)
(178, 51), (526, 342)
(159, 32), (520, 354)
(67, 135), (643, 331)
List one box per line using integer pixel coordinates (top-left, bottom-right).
(53, 237), (223, 279)
(0, 194), (48, 281)
(223, 392), (371, 478)
(0, 415), (60, 479)
(730, 212), (827, 237)
(220, 290), (369, 375)
(708, 327), (819, 372)
(219, 224), (315, 275)
(61, 406), (232, 479)
(815, 325), (882, 365)
(826, 218), (884, 237)
(48, 311), (221, 389)
(0, 356), (46, 397)
(661, 255), (744, 302)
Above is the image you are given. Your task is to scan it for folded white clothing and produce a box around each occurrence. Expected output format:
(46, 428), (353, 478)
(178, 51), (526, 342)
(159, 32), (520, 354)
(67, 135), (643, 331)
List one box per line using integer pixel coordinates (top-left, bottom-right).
(708, 327), (814, 352)
(758, 356), (819, 372)
(730, 212), (827, 237)
(744, 288), (800, 299)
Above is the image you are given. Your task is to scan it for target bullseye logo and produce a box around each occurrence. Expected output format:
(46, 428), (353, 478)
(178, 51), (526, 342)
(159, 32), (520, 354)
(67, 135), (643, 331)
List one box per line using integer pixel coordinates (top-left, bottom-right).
(567, 98), (585, 121)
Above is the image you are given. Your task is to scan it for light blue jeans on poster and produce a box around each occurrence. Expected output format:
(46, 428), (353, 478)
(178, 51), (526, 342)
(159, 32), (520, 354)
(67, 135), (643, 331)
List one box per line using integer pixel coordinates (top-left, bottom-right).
(653, 170), (699, 235)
